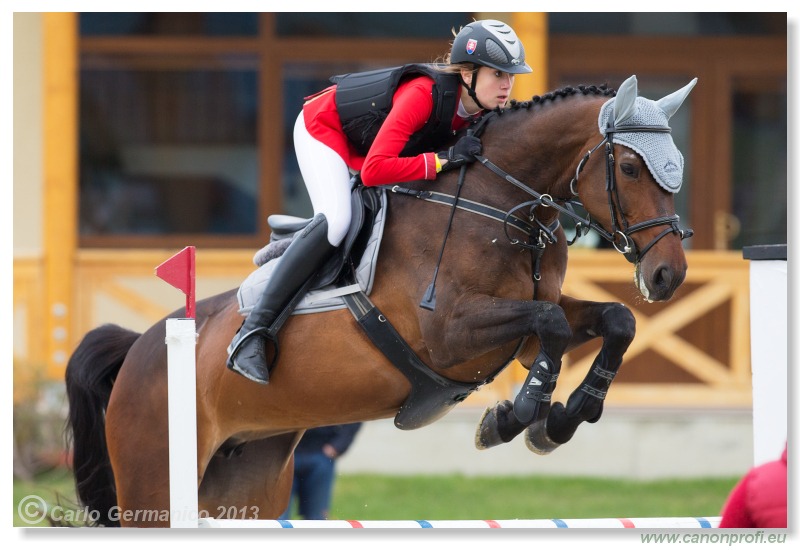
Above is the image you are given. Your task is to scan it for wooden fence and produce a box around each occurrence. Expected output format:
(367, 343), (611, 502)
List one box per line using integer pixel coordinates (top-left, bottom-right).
(13, 249), (751, 408)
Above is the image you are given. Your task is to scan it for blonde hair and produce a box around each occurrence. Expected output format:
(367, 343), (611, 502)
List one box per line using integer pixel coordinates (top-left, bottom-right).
(431, 54), (476, 76)
(429, 60), (476, 80)
(430, 24), (478, 75)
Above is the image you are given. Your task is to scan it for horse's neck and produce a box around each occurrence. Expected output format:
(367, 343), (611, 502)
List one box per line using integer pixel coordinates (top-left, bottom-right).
(469, 132), (568, 210)
(482, 100), (600, 199)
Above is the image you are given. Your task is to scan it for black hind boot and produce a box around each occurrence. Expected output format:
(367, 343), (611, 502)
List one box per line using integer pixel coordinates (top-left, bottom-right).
(227, 214), (335, 384)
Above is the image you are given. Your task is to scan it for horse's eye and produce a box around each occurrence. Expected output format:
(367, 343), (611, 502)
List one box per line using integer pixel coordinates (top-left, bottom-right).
(620, 163), (637, 177)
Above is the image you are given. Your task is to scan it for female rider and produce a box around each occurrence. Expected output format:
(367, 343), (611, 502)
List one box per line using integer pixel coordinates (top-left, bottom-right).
(228, 19), (533, 384)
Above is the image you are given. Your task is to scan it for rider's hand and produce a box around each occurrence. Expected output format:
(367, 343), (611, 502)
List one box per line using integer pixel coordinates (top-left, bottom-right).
(438, 134), (482, 172)
(322, 444), (339, 459)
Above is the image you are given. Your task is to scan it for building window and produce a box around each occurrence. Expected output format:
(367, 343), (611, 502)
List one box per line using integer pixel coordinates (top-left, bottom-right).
(80, 12), (259, 36)
(77, 12), (472, 248)
(275, 12), (471, 37)
(730, 79), (787, 248)
(80, 55), (259, 237)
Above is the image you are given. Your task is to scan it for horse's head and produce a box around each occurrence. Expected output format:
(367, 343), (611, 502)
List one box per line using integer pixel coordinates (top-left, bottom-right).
(574, 75), (697, 302)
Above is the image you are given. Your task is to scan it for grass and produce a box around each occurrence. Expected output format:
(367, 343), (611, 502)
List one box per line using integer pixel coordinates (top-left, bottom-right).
(13, 468), (78, 527)
(11, 468), (738, 526)
(326, 474), (738, 521)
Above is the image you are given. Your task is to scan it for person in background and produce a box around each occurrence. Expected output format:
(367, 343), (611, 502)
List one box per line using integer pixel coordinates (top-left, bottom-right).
(281, 422), (363, 520)
(719, 443), (787, 528)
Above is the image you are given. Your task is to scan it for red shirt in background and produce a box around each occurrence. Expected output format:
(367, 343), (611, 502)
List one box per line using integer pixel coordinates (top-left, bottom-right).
(719, 445), (787, 528)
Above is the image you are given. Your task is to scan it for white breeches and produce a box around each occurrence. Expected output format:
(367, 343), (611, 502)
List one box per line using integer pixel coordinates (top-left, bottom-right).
(293, 112), (353, 246)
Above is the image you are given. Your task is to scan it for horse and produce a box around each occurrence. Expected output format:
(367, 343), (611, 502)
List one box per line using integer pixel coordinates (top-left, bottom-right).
(65, 75), (696, 527)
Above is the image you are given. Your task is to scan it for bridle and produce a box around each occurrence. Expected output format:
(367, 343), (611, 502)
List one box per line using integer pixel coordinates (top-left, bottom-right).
(475, 121), (694, 265)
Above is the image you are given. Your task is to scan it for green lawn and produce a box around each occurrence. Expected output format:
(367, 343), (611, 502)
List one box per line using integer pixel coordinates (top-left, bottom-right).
(13, 468), (78, 527)
(326, 474), (736, 521)
(14, 468), (737, 526)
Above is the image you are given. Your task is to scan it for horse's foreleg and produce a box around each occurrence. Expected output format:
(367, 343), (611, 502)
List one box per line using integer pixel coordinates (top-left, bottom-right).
(473, 300), (572, 450)
(525, 295), (635, 454)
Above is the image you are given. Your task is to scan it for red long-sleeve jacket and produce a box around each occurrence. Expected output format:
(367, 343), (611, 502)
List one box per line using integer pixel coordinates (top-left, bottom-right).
(301, 75), (472, 186)
(719, 445), (787, 528)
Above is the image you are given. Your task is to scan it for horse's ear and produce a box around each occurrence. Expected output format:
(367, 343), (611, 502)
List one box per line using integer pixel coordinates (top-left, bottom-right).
(656, 78), (698, 119)
(613, 75), (639, 126)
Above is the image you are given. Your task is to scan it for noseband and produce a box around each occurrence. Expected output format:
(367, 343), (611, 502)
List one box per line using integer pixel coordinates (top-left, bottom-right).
(475, 122), (694, 265)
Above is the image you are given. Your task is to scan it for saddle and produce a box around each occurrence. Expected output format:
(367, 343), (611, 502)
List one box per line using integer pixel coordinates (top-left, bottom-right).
(237, 182), (386, 316)
(235, 180), (508, 431)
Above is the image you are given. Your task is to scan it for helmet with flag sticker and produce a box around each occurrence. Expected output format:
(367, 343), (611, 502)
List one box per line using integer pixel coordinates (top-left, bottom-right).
(450, 19), (532, 74)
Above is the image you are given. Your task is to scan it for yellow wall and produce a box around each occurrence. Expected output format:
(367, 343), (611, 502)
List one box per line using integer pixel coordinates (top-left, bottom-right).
(13, 13), (77, 377)
(478, 12), (548, 98)
(41, 13), (78, 376)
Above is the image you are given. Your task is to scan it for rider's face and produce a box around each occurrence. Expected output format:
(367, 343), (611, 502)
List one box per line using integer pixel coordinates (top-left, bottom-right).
(461, 66), (515, 111)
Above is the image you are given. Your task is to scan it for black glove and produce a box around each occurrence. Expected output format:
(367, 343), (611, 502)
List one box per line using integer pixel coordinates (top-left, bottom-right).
(438, 134), (482, 172)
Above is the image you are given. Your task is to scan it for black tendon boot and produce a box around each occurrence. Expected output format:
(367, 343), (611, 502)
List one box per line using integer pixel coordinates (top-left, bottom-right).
(227, 214), (335, 384)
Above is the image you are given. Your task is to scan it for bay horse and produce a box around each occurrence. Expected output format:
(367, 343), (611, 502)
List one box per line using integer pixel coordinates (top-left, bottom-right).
(65, 75), (696, 526)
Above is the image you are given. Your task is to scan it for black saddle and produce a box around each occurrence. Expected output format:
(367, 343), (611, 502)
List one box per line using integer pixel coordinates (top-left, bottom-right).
(267, 179), (383, 292)
(318, 181), (383, 289)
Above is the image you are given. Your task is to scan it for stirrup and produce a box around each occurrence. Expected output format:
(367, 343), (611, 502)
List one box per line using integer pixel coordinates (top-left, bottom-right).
(226, 267), (319, 381)
(227, 326), (272, 357)
(227, 327), (279, 383)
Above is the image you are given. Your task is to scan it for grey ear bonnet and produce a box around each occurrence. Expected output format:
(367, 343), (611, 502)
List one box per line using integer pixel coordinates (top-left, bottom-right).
(598, 75), (697, 193)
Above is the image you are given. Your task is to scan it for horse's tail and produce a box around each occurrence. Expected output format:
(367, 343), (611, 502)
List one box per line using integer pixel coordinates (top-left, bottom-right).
(64, 323), (140, 527)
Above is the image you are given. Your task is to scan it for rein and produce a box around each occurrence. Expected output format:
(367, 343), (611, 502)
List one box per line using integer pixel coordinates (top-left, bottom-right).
(418, 130), (473, 311)
(389, 186), (546, 238)
(391, 183), (560, 301)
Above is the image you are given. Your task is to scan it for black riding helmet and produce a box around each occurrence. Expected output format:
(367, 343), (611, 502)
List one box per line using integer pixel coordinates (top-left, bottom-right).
(450, 19), (532, 109)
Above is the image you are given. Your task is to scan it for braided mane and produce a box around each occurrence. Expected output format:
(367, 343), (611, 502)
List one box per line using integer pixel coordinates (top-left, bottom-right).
(497, 84), (617, 114)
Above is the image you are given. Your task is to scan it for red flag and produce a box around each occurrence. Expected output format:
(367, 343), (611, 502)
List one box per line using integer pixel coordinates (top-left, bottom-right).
(155, 246), (196, 318)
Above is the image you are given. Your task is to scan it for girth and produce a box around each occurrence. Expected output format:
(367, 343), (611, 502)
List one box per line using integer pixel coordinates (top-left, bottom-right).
(341, 290), (512, 430)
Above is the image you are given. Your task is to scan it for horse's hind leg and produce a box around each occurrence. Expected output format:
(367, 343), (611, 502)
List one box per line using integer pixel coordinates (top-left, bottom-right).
(105, 371), (173, 527)
(525, 295), (635, 454)
(199, 432), (302, 520)
(475, 301), (571, 449)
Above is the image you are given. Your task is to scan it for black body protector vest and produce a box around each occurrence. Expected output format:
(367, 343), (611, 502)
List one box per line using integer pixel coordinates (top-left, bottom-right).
(331, 64), (461, 157)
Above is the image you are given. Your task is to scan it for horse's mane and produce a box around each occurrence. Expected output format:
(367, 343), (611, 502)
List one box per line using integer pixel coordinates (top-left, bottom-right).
(495, 84), (617, 115)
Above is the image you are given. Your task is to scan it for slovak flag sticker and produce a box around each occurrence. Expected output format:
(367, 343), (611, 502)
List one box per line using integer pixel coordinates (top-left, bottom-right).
(466, 39), (477, 54)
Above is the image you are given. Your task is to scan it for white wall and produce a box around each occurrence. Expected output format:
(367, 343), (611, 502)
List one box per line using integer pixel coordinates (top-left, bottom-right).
(748, 258), (788, 466)
(13, 13), (44, 256)
(338, 407), (754, 479)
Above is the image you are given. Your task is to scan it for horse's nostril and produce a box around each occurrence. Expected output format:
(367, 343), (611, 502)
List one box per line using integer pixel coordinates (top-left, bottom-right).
(651, 264), (686, 301)
(655, 266), (673, 290)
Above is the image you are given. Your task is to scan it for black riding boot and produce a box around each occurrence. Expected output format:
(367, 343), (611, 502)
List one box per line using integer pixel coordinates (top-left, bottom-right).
(227, 214), (335, 384)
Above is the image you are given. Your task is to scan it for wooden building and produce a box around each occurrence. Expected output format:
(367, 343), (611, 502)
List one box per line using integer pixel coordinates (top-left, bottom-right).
(12, 12), (787, 410)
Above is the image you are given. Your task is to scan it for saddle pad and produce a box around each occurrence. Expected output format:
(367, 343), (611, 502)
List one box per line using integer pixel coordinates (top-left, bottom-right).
(236, 189), (387, 316)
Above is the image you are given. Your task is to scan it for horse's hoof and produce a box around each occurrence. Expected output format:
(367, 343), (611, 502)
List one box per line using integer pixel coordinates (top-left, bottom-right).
(474, 402), (508, 450)
(475, 400), (528, 450)
(524, 419), (561, 455)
